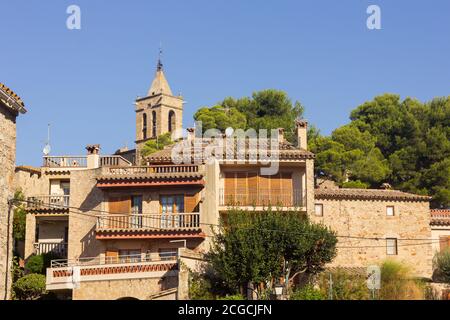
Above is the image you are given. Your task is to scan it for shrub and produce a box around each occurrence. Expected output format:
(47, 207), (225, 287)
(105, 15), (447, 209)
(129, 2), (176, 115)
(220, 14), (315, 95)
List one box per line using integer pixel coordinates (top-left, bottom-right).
(25, 255), (44, 274)
(25, 252), (63, 275)
(318, 269), (370, 300)
(13, 274), (47, 300)
(379, 260), (424, 300)
(341, 180), (369, 189)
(189, 272), (215, 300)
(290, 284), (324, 300)
(433, 249), (450, 283)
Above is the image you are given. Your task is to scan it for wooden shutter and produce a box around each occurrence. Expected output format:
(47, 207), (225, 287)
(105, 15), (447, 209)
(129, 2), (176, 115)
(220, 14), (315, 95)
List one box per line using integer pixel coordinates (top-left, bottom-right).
(270, 173), (282, 205)
(108, 196), (131, 228)
(185, 193), (200, 213)
(106, 249), (119, 264)
(247, 172), (258, 205)
(236, 172), (248, 205)
(281, 172), (293, 206)
(224, 172), (236, 205)
(258, 175), (271, 206)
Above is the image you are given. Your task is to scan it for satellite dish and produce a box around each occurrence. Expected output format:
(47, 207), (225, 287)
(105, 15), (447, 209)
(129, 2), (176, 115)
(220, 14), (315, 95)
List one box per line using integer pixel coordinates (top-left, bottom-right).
(225, 127), (234, 137)
(43, 143), (51, 156)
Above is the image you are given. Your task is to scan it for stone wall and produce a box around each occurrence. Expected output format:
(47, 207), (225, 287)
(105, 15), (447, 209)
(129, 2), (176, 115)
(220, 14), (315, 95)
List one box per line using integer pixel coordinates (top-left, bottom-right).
(0, 106), (17, 299)
(310, 198), (432, 278)
(72, 275), (178, 300)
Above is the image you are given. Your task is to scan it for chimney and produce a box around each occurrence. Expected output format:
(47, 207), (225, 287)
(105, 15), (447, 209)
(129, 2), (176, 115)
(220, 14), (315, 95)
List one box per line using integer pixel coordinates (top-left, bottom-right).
(295, 119), (308, 150)
(186, 128), (195, 142)
(277, 128), (285, 143)
(86, 144), (100, 169)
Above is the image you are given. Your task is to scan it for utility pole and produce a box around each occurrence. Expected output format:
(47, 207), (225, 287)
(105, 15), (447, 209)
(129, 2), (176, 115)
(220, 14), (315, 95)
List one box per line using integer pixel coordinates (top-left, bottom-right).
(328, 273), (333, 300)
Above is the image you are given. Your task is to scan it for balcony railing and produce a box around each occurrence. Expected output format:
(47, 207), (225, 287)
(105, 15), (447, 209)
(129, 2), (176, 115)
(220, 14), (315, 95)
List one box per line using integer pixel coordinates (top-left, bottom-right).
(96, 213), (200, 230)
(43, 156), (87, 168)
(27, 195), (70, 210)
(100, 156), (132, 167)
(105, 165), (200, 175)
(219, 188), (305, 207)
(46, 253), (178, 291)
(34, 242), (68, 257)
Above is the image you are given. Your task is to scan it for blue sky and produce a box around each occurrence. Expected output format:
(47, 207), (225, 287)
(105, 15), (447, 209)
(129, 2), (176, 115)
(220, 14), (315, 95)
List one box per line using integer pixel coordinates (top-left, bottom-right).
(2, 0), (449, 166)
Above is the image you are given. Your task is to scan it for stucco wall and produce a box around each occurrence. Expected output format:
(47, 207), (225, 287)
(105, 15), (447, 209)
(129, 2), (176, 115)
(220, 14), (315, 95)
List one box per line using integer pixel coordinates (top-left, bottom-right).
(311, 198), (432, 278)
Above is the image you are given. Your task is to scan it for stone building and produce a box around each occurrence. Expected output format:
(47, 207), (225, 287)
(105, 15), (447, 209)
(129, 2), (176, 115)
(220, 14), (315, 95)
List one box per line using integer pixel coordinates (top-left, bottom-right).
(313, 184), (432, 277)
(430, 209), (450, 253)
(0, 83), (26, 300)
(16, 59), (434, 299)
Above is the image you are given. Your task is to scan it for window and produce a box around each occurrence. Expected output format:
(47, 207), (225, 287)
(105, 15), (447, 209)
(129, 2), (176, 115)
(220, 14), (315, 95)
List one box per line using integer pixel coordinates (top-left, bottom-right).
(131, 195), (143, 228)
(160, 195), (184, 228)
(386, 238), (398, 255)
(386, 206), (395, 217)
(142, 113), (148, 140)
(168, 110), (176, 132)
(315, 204), (324, 217)
(152, 111), (157, 137)
(158, 248), (178, 261)
(119, 249), (141, 263)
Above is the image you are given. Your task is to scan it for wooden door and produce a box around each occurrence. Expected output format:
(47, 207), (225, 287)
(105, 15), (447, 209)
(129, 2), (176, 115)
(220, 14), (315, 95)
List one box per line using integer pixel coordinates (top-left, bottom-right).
(108, 196), (131, 228)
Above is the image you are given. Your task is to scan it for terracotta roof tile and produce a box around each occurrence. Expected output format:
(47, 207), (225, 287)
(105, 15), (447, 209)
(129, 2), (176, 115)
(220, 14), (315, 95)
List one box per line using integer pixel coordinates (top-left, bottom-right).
(0, 83), (26, 114)
(430, 209), (450, 226)
(315, 188), (430, 202)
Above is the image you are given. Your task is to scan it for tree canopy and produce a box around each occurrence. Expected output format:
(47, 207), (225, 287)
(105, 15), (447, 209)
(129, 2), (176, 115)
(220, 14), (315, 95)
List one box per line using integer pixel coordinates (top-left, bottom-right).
(207, 209), (337, 297)
(194, 89), (304, 142)
(310, 94), (450, 208)
(141, 132), (173, 158)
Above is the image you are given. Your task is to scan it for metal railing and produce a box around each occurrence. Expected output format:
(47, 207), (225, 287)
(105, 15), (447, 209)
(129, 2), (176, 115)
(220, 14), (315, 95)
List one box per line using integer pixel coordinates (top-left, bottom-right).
(219, 188), (305, 207)
(106, 165), (200, 175)
(43, 156), (87, 168)
(50, 252), (177, 268)
(96, 213), (201, 230)
(34, 242), (68, 257)
(100, 156), (132, 167)
(27, 195), (70, 209)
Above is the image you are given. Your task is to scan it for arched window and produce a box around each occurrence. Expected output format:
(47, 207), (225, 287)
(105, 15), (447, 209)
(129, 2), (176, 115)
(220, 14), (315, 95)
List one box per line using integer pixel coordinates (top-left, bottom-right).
(142, 113), (147, 140)
(168, 110), (176, 133)
(152, 111), (157, 137)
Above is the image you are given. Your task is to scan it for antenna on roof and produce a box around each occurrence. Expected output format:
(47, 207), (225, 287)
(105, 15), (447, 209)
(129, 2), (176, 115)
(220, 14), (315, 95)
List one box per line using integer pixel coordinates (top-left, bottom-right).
(43, 124), (51, 155)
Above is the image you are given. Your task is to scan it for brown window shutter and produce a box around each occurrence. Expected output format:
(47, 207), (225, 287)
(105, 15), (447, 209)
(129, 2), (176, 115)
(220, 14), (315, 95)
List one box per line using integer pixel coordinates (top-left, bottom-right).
(281, 172), (293, 206)
(258, 175), (271, 206)
(108, 197), (131, 228)
(270, 173), (282, 205)
(106, 249), (119, 264)
(247, 172), (258, 205)
(185, 193), (200, 213)
(236, 172), (248, 205)
(224, 172), (236, 205)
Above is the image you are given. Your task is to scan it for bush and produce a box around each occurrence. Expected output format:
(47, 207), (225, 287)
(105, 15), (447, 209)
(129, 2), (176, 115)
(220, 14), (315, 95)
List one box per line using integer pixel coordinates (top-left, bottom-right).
(341, 180), (369, 189)
(318, 269), (370, 300)
(25, 255), (44, 274)
(290, 284), (324, 300)
(433, 249), (450, 283)
(25, 252), (63, 275)
(13, 274), (47, 300)
(189, 272), (215, 300)
(379, 260), (424, 300)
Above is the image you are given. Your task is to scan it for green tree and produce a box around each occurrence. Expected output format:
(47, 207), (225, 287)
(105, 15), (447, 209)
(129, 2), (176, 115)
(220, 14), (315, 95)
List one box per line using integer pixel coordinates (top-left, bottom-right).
(13, 191), (26, 242)
(207, 209), (337, 297)
(141, 132), (173, 158)
(194, 89), (304, 143)
(12, 274), (47, 300)
(433, 249), (450, 283)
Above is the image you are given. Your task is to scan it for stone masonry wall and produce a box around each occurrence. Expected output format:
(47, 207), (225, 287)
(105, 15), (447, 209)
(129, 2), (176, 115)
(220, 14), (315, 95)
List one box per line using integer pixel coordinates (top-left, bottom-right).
(310, 198), (432, 278)
(0, 106), (17, 299)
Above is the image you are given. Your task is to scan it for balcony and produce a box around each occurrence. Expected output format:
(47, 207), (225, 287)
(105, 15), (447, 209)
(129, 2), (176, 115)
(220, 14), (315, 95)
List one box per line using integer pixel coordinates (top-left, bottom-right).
(104, 165), (200, 175)
(219, 188), (306, 209)
(34, 242), (68, 257)
(42, 155), (131, 168)
(95, 213), (204, 240)
(26, 195), (70, 213)
(46, 253), (178, 291)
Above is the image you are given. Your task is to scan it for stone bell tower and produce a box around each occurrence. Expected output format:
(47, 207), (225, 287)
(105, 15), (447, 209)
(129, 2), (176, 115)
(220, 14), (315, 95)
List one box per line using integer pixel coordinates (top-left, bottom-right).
(135, 55), (184, 163)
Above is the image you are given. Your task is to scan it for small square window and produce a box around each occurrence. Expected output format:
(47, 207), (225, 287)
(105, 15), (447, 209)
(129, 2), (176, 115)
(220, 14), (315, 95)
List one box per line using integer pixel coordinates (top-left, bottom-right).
(315, 204), (323, 217)
(386, 238), (398, 255)
(386, 206), (395, 217)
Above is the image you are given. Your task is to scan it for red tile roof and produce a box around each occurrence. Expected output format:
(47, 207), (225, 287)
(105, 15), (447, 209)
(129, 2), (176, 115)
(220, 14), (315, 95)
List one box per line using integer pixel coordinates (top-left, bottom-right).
(315, 188), (430, 202)
(430, 209), (450, 226)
